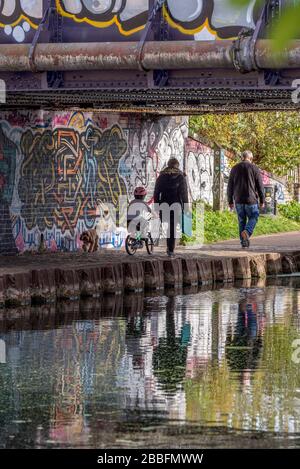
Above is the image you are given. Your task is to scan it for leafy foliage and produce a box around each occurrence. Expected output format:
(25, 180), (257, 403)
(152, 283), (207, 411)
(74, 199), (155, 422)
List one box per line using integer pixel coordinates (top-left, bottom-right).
(190, 112), (300, 176)
(278, 201), (300, 221)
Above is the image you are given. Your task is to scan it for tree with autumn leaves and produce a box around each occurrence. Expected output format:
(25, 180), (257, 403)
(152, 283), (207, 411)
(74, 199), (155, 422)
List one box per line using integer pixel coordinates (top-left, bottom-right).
(190, 112), (300, 177)
(198, 2), (300, 177)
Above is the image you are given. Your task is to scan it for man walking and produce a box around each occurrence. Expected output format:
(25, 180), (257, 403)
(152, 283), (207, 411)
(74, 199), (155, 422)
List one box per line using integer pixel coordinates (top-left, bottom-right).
(154, 158), (189, 256)
(227, 150), (265, 248)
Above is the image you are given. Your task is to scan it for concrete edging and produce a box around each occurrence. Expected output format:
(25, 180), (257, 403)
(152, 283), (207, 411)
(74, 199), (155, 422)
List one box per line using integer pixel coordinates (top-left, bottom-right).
(1, 250), (300, 308)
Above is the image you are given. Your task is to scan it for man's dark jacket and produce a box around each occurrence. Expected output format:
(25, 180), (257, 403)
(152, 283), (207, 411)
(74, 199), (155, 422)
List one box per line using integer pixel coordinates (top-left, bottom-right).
(227, 161), (265, 205)
(154, 167), (189, 207)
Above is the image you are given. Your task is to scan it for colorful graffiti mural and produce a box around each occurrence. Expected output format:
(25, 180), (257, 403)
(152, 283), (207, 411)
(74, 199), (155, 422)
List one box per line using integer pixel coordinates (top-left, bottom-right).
(0, 0), (42, 42)
(18, 122), (127, 234)
(16, 113), (128, 251)
(256, 169), (287, 204)
(56, 0), (149, 36)
(165, 0), (257, 37)
(0, 0), (259, 42)
(58, 0), (258, 37)
(276, 182), (285, 202)
(0, 0), (42, 26)
(120, 117), (188, 202)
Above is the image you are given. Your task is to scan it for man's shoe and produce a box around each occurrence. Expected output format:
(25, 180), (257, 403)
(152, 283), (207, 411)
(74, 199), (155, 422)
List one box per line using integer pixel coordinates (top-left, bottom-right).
(241, 230), (250, 248)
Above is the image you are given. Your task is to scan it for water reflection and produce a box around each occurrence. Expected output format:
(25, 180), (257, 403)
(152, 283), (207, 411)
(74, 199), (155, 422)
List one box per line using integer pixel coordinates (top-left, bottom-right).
(225, 298), (263, 372)
(0, 280), (300, 448)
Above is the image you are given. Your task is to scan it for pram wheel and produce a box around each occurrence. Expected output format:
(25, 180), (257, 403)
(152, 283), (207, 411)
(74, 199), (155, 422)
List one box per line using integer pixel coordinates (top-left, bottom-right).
(125, 235), (138, 256)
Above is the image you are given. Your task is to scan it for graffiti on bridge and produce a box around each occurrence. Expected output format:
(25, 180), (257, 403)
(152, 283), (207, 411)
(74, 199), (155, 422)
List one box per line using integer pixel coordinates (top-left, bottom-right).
(0, 0), (258, 42)
(0, 0), (43, 42)
(58, 0), (258, 37)
(0, 0), (42, 26)
(18, 121), (127, 239)
(56, 0), (149, 36)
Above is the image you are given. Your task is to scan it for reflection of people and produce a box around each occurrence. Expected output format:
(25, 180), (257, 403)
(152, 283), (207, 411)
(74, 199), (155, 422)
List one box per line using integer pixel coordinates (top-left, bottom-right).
(153, 297), (190, 392)
(154, 158), (189, 257)
(227, 150), (265, 248)
(226, 300), (262, 372)
(125, 313), (146, 368)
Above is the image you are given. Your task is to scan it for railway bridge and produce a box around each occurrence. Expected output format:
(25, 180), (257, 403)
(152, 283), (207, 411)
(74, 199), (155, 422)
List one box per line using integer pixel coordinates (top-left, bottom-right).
(0, 0), (299, 113)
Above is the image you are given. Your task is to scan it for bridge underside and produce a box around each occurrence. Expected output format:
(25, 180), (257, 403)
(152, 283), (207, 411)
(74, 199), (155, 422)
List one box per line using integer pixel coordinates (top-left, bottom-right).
(3, 69), (300, 114)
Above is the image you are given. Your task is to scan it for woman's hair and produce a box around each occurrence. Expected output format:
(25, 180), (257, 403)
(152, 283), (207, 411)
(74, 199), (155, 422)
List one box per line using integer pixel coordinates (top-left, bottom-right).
(167, 158), (180, 168)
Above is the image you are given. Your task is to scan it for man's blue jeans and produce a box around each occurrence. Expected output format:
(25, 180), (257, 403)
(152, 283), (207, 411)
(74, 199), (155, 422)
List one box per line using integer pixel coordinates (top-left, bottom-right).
(235, 204), (260, 242)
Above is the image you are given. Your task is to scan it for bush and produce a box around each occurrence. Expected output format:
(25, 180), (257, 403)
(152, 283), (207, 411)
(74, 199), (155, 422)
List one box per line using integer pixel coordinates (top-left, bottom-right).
(278, 201), (300, 222)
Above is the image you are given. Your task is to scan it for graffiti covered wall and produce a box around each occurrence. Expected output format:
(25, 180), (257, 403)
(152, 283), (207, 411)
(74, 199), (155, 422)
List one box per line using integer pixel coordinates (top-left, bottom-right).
(0, 111), (188, 253)
(1, 112), (293, 254)
(185, 138), (214, 205)
(0, 0), (259, 43)
(185, 137), (292, 210)
(260, 170), (291, 204)
(222, 149), (233, 209)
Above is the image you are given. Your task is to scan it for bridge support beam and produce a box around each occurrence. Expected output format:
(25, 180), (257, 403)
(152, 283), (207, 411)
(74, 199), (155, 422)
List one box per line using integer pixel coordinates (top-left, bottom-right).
(0, 40), (300, 73)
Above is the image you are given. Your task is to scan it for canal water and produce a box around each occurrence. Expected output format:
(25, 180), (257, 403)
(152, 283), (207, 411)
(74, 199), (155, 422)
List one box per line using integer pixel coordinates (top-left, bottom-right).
(0, 278), (300, 449)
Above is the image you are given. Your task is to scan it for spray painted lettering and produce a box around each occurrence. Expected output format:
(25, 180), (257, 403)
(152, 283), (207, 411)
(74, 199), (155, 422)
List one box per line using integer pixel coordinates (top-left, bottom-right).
(57, 0), (258, 37)
(0, 1), (259, 42)
(18, 121), (127, 237)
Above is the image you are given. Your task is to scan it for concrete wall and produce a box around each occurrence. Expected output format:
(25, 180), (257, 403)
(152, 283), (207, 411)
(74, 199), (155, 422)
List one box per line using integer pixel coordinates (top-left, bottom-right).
(185, 138), (214, 205)
(260, 170), (292, 205)
(0, 111), (188, 254)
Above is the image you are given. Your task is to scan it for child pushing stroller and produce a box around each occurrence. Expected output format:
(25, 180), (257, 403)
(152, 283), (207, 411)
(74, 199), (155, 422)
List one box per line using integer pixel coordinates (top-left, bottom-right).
(126, 187), (154, 255)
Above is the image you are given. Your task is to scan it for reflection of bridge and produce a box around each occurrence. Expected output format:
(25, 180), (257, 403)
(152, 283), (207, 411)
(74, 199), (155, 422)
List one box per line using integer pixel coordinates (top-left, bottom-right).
(0, 0), (300, 113)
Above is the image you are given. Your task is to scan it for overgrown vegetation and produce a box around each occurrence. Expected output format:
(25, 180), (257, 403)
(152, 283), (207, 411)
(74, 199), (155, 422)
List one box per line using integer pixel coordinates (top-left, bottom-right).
(190, 112), (300, 177)
(278, 201), (300, 222)
(181, 203), (300, 246)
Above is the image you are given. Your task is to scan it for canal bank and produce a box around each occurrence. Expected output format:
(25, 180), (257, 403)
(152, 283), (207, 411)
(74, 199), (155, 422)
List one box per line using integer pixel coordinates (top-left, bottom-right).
(1, 243), (300, 308)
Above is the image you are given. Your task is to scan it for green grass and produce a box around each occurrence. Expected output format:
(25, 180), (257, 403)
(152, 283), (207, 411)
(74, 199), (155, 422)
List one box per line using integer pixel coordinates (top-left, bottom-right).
(182, 205), (300, 246)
